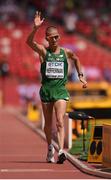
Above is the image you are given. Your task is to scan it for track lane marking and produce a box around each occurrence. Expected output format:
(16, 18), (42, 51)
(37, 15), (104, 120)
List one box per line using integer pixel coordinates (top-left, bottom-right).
(0, 168), (79, 173)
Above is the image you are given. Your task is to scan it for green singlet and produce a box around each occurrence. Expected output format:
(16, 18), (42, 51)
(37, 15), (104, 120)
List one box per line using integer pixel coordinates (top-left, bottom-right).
(39, 48), (70, 102)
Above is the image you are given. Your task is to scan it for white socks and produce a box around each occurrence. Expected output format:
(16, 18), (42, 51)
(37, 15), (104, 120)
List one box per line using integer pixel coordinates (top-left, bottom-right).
(58, 149), (63, 155)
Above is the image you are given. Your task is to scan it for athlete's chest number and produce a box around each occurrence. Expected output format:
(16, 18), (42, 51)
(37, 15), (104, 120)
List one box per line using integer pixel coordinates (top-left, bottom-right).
(46, 62), (64, 78)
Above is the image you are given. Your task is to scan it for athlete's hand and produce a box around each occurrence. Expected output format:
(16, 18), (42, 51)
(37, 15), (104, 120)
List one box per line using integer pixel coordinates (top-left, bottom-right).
(79, 76), (87, 88)
(34, 11), (44, 28)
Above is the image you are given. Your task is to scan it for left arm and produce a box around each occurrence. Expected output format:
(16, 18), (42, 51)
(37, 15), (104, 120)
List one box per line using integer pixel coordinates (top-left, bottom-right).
(65, 48), (87, 88)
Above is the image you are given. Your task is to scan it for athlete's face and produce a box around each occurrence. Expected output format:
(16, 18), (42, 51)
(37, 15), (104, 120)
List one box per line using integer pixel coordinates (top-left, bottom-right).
(46, 29), (60, 47)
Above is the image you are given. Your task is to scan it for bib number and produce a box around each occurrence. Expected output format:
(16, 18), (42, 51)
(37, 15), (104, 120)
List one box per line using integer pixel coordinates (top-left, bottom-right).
(46, 62), (64, 78)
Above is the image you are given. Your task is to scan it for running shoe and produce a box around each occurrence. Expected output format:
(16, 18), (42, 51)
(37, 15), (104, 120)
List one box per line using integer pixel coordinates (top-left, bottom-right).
(57, 152), (67, 164)
(46, 145), (55, 163)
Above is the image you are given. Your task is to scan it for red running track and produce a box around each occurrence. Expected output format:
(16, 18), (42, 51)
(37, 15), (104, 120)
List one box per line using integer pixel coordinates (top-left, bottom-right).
(0, 107), (99, 179)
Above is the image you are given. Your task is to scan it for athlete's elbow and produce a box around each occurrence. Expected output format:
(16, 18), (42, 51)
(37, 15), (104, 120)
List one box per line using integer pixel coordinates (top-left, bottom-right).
(26, 39), (33, 48)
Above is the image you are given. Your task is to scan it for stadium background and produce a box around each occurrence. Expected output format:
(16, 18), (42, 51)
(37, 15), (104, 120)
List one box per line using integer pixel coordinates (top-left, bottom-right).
(0, 0), (111, 157)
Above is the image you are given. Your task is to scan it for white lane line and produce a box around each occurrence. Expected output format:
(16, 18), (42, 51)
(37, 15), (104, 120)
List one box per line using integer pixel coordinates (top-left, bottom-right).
(0, 155), (46, 157)
(0, 169), (79, 173)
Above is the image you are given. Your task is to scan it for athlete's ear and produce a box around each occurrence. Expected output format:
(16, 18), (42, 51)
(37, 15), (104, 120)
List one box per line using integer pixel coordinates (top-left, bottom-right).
(58, 35), (60, 39)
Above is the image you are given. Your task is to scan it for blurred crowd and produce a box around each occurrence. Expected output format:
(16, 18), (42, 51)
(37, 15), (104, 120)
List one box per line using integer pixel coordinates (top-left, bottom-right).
(0, 0), (111, 32)
(0, 0), (111, 83)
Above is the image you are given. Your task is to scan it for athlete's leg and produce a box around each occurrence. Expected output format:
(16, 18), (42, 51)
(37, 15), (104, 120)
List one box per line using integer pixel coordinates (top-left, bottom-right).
(54, 99), (67, 150)
(41, 102), (54, 146)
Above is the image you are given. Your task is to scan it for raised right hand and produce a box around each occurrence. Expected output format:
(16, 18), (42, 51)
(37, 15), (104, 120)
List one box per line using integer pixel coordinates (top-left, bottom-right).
(34, 11), (44, 27)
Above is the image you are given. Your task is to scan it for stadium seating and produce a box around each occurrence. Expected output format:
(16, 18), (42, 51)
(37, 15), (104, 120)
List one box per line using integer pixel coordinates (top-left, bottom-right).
(0, 22), (111, 81)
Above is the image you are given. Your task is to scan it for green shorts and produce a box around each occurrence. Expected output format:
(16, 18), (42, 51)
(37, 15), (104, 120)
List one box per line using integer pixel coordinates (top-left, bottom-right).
(39, 86), (70, 102)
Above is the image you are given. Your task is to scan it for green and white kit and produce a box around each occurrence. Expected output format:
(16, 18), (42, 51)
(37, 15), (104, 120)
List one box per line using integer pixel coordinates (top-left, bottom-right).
(39, 48), (70, 102)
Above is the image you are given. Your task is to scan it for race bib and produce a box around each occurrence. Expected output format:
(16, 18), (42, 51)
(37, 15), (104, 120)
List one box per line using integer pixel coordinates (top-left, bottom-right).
(46, 61), (64, 78)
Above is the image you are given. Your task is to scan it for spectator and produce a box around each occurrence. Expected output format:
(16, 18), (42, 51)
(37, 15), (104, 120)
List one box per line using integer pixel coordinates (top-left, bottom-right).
(63, 9), (78, 34)
(103, 62), (111, 82)
(84, 65), (103, 81)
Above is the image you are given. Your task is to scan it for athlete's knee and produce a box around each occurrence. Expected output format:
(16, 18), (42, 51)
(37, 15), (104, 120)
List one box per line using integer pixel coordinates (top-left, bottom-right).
(56, 120), (64, 131)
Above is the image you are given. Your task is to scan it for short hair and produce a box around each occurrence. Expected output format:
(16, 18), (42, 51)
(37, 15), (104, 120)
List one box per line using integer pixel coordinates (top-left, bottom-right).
(45, 26), (58, 36)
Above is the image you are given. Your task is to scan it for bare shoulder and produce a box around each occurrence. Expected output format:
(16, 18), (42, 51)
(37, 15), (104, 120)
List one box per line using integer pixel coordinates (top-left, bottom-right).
(41, 44), (47, 55)
(62, 47), (79, 61)
(40, 45), (47, 63)
(62, 47), (73, 58)
(35, 42), (47, 56)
